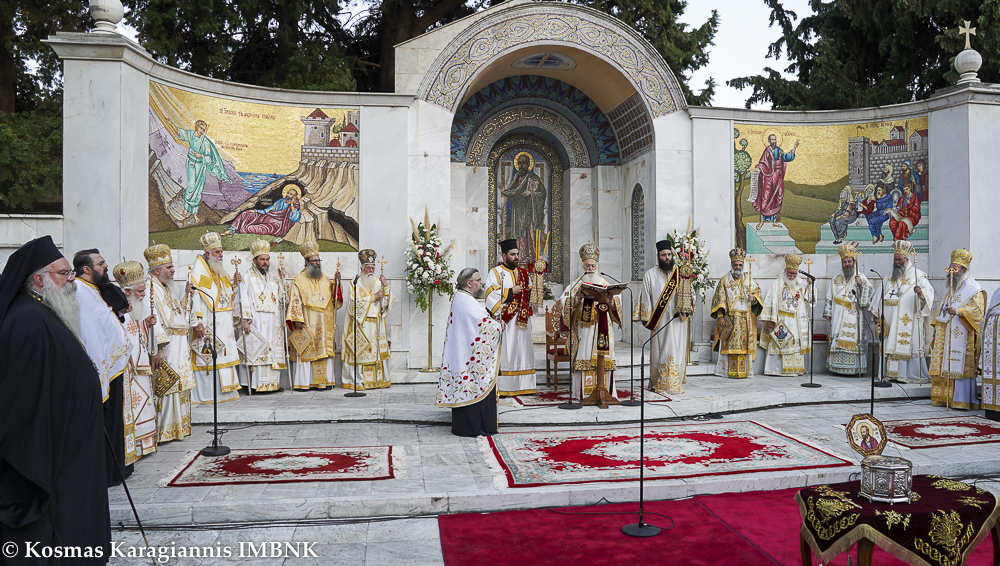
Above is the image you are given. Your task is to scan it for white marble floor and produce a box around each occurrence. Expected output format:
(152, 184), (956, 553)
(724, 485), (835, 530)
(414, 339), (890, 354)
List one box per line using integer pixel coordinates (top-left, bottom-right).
(110, 398), (1000, 564)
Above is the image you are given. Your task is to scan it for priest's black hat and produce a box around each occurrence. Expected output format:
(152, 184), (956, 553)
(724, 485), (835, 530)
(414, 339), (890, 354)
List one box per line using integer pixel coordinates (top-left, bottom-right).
(0, 235), (64, 321)
(655, 240), (672, 252)
(499, 239), (518, 254)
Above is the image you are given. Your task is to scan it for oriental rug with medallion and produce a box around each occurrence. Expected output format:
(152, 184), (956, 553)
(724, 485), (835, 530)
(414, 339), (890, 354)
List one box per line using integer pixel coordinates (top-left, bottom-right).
(512, 387), (671, 406)
(483, 421), (851, 488)
(158, 447), (396, 487)
(880, 416), (1000, 449)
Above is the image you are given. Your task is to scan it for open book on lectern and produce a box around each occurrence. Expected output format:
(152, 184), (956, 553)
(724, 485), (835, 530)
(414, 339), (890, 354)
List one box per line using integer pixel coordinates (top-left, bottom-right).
(579, 281), (629, 298)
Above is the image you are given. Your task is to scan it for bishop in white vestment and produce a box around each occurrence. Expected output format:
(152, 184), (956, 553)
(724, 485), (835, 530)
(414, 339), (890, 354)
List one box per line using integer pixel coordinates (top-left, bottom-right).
(710, 248), (763, 379)
(145, 244), (196, 443)
(483, 238), (536, 396)
(188, 232), (241, 404)
(635, 240), (695, 394)
(343, 248), (394, 390)
(561, 244), (622, 399)
(113, 260), (158, 459)
(930, 249), (985, 409)
(978, 288), (1000, 417)
(881, 240), (934, 383)
(437, 268), (503, 437)
(823, 243), (874, 376)
(237, 239), (289, 392)
(759, 254), (811, 376)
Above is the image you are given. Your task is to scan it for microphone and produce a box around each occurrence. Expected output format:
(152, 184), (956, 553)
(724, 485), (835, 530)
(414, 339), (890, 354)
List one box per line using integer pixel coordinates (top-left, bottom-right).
(798, 269), (815, 281)
(600, 272), (620, 283)
(353, 274), (359, 285)
(869, 268), (882, 278)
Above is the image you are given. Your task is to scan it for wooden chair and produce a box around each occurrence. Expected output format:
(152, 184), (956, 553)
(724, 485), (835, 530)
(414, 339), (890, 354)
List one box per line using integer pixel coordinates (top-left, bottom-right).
(545, 301), (571, 390)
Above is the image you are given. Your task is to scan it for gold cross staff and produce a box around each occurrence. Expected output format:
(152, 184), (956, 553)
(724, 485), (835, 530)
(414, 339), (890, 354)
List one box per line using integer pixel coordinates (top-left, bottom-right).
(378, 255), (388, 275)
(960, 20), (977, 50)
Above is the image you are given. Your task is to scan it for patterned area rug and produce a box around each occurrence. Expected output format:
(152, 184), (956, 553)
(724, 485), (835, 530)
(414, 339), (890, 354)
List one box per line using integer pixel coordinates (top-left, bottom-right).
(484, 421), (850, 488)
(512, 388), (670, 406)
(159, 447), (395, 486)
(881, 416), (1000, 449)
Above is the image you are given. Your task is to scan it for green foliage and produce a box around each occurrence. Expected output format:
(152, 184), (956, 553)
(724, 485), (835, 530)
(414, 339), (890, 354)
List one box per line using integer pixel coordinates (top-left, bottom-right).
(733, 128), (752, 183)
(0, 103), (63, 211)
(583, 0), (719, 105)
(729, 0), (1000, 110)
(123, 0), (357, 92)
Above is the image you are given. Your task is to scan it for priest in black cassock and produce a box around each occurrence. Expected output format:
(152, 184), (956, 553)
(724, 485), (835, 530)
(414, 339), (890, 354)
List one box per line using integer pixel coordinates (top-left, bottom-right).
(436, 268), (503, 436)
(0, 236), (111, 564)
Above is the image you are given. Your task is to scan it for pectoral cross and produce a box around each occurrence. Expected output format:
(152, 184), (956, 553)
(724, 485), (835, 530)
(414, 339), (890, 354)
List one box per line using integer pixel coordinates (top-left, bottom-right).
(378, 255), (388, 275)
(960, 20), (976, 50)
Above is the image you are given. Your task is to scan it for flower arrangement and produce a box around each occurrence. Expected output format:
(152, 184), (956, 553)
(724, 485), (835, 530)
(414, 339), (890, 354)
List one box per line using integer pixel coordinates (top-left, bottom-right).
(667, 229), (712, 300)
(405, 209), (456, 312)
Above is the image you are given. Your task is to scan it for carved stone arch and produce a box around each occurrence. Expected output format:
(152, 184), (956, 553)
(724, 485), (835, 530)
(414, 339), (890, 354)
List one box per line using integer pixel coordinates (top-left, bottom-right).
(418, 3), (687, 118)
(467, 105), (590, 168)
(631, 184), (645, 281)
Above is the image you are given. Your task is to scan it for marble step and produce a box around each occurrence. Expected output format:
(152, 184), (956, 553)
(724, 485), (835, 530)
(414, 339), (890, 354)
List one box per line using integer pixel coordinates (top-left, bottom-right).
(746, 223), (802, 255)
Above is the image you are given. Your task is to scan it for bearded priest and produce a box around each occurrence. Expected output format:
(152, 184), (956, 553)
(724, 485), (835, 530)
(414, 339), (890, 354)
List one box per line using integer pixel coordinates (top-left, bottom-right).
(436, 268), (503, 436)
(881, 240), (934, 383)
(189, 232), (242, 404)
(73, 248), (135, 485)
(635, 239), (695, 394)
(145, 243), (196, 443)
(113, 260), (159, 460)
(237, 239), (291, 392)
(343, 248), (394, 390)
(823, 243), (874, 376)
(759, 254), (811, 376)
(710, 248), (763, 379)
(561, 244), (622, 399)
(930, 249), (985, 409)
(484, 238), (536, 396)
(286, 241), (342, 390)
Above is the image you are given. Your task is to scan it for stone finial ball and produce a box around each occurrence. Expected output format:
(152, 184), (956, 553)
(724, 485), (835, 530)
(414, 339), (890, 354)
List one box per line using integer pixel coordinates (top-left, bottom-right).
(955, 48), (982, 75)
(90, 0), (124, 33)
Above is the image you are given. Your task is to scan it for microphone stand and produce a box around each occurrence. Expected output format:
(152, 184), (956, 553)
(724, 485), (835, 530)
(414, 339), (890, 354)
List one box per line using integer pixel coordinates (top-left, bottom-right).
(558, 276), (582, 410)
(191, 285), (230, 457)
(799, 272), (820, 388)
(858, 285), (879, 415)
(622, 312), (680, 538)
(345, 270), (366, 398)
(602, 272), (638, 407)
(869, 269), (892, 389)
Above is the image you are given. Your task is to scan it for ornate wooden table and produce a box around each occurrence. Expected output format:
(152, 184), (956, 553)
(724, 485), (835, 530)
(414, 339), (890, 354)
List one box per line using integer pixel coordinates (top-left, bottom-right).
(796, 475), (1000, 566)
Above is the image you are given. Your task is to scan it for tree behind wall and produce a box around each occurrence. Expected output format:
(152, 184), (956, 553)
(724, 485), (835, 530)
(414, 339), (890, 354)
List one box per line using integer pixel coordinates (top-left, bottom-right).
(729, 0), (1000, 110)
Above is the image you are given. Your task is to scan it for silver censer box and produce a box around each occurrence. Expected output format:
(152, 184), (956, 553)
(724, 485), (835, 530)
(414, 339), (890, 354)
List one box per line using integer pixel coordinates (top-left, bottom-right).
(859, 455), (913, 504)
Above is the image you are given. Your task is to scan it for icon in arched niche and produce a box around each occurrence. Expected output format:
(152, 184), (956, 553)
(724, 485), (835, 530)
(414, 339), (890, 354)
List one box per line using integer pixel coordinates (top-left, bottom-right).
(148, 81), (359, 252)
(487, 136), (564, 282)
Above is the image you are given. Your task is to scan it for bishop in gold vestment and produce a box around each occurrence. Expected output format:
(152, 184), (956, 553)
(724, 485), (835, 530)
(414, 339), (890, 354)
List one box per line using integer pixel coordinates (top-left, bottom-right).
(930, 249), (985, 410)
(286, 241), (342, 390)
(711, 248), (763, 379)
(343, 248), (394, 390)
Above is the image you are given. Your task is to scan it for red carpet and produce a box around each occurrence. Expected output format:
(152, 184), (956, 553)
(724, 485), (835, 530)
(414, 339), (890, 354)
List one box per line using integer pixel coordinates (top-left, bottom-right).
(513, 388), (671, 406)
(159, 447), (395, 486)
(880, 416), (1000, 449)
(439, 488), (996, 566)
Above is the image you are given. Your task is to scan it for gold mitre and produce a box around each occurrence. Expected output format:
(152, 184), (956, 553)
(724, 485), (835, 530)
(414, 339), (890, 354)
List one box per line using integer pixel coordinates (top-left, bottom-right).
(358, 248), (377, 265)
(200, 231), (222, 252)
(951, 248), (972, 268)
(729, 248), (747, 262)
(838, 242), (859, 260)
(892, 240), (914, 257)
(250, 239), (271, 258)
(113, 260), (145, 289)
(299, 241), (320, 259)
(785, 254), (803, 270)
(143, 244), (172, 268)
(579, 243), (600, 262)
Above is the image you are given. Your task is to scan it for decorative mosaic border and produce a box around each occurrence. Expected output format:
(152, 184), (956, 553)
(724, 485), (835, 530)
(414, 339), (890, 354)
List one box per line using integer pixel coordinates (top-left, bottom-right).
(467, 105), (590, 168)
(487, 134), (564, 283)
(420, 4), (685, 118)
(451, 76), (618, 165)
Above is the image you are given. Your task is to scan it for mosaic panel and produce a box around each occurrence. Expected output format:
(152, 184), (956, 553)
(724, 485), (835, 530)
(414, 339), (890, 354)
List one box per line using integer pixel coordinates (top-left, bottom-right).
(733, 118), (929, 255)
(452, 76), (618, 165)
(631, 185), (645, 281)
(420, 6), (685, 118)
(607, 93), (654, 160)
(488, 134), (565, 282)
(466, 105), (589, 168)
